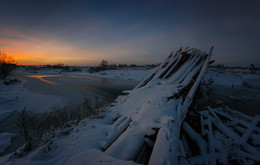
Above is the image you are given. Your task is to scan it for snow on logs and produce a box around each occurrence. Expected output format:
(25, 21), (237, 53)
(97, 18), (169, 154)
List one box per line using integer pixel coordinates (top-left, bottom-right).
(101, 47), (260, 164)
(186, 107), (260, 164)
(102, 47), (213, 164)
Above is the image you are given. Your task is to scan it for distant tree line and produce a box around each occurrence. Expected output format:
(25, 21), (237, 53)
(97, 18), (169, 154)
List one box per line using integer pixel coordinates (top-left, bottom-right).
(88, 59), (159, 73)
(209, 63), (259, 70)
(22, 64), (82, 73)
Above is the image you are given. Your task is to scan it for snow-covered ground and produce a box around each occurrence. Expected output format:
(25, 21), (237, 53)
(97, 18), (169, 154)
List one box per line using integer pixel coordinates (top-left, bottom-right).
(0, 66), (260, 164)
(201, 67), (260, 116)
(0, 133), (16, 154)
(21, 66), (154, 82)
(83, 67), (154, 81)
(204, 67), (260, 88)
(0, 76), (63, 121)
(0, 81), (25, 121)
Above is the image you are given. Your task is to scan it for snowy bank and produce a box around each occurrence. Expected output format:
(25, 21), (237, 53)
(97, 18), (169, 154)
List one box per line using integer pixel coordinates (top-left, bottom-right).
(84, 67), (155, 81)
(204, 67), (260, 88)
(0, 133), (16, 154)
(20, 66), (155, 82)
(0, 80), (27, 121)
(0, 79), (63, 122)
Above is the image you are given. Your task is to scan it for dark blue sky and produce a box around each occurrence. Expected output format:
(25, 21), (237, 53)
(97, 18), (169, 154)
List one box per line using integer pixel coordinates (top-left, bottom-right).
(0, 0), (260, 66)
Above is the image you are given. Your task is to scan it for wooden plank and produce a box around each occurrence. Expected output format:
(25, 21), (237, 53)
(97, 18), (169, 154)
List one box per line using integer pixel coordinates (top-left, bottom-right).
(102, 47), (213, 164)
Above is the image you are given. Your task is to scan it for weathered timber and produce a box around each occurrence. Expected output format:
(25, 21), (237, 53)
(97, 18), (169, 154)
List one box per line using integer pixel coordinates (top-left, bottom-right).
(101, 47), (213, 165)
(182, 106), (260, 164)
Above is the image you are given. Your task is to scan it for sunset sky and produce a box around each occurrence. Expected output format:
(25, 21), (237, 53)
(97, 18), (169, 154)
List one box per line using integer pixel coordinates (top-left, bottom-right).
(0, 0), (260, 66)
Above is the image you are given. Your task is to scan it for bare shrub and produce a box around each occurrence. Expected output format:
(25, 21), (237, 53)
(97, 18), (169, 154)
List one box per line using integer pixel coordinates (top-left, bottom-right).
(241, 81), (253, 88)
(16, 97), (108, 154)
(0, 52), (16, 79)
(99, 60), (109, 68)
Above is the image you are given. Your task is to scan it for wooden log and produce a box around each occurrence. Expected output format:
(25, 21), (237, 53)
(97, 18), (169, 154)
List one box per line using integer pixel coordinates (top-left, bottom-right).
(102, 47), (213, 164)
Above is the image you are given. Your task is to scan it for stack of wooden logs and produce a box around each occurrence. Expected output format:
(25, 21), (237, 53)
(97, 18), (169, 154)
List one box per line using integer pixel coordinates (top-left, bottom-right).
(102, 47), (213, 164)
(180, 106), (260, 164)
(100, 47), (260, 164)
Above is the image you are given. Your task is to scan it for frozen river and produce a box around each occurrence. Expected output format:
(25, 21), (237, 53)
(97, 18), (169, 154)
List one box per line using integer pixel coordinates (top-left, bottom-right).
(10, 72), (139, 114)
(0, 72), (138, 156)
(22, 74), (138, 105)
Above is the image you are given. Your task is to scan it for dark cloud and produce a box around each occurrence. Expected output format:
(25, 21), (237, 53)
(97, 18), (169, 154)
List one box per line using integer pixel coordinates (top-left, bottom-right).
(0, 0), (260, 66)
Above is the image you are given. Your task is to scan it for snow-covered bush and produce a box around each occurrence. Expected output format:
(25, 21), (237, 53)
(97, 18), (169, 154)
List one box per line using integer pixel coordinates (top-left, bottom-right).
(16, 97), (108, 154)
(3, 76), (20, 85)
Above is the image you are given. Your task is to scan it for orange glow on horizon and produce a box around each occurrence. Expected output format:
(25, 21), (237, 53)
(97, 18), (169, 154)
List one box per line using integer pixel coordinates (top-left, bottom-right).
(2, 51), (97, 66)
(1, 27), (152, 66)
(0, 26), (100, 66)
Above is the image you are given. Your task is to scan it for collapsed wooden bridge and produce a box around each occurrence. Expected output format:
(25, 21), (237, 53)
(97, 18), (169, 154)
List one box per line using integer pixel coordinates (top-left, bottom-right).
(100, 47), (260, 164)
(102, 47), (212, 164)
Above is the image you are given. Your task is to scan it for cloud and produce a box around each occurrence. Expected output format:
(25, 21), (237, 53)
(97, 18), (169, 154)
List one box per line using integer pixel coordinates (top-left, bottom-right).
(1, 0), (260, 66)
(0, 26), (102, 65)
